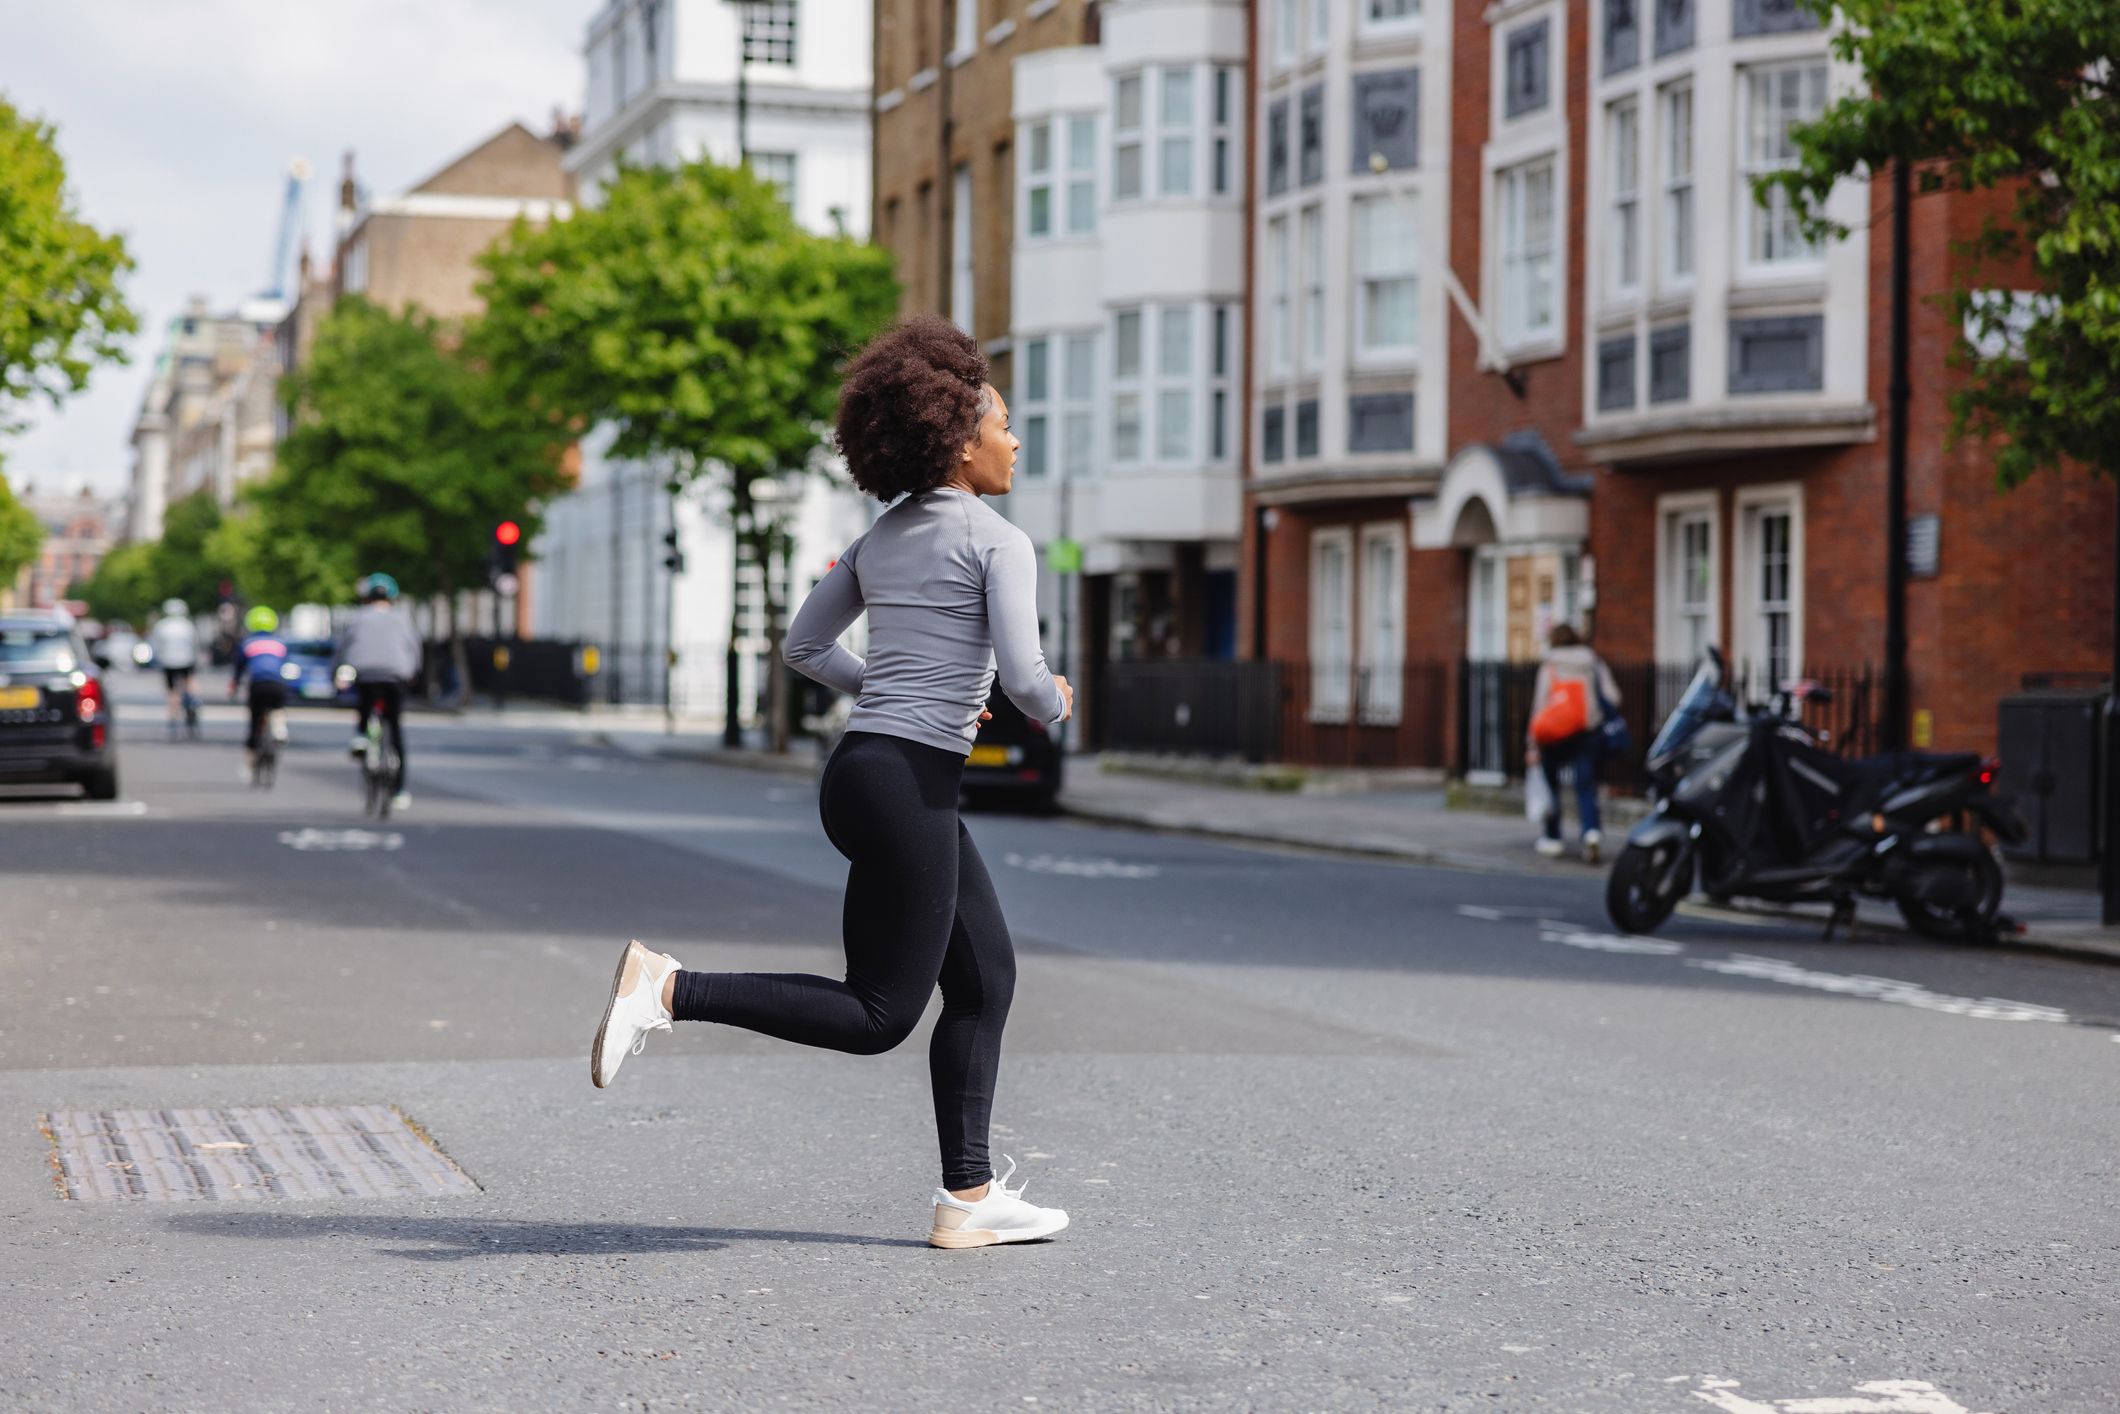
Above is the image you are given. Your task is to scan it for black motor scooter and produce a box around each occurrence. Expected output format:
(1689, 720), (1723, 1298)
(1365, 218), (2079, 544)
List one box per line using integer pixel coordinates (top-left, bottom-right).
(1606, 650), (2026, 941)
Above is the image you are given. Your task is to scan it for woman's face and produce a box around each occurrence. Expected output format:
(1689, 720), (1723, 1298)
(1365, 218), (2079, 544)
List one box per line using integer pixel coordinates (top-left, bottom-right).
(956, 385), (1019, 496)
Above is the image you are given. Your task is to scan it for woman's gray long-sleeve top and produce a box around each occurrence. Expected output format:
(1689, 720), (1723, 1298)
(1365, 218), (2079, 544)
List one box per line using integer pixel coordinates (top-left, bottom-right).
(783, 486), (1066, 756)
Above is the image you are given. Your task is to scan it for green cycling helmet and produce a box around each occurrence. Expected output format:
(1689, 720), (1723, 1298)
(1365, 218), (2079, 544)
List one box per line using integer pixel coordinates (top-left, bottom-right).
(244, 605), (280, 634)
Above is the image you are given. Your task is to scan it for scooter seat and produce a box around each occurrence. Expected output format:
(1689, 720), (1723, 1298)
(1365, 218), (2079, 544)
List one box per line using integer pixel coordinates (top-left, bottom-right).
(1848, 750), (1981, 782)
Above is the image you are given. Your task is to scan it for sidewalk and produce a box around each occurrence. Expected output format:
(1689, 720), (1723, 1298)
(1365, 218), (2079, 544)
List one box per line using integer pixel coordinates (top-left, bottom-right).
(1057, 753), (2120, 964)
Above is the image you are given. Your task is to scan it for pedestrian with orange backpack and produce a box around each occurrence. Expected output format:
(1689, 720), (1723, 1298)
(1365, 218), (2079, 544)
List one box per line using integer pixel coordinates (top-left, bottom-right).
(1527, 623), (1623, 862)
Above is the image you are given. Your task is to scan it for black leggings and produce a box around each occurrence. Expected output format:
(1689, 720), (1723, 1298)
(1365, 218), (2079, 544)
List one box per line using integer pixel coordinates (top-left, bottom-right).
(671, 731), (1015, 1190)
(355, 680), (407, 793)
(245, 679), (287, 751)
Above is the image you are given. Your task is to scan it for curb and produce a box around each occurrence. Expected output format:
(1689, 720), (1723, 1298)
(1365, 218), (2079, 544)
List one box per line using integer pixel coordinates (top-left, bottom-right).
(604, 734), (819, 778)
(1056, 800), (2120, 967)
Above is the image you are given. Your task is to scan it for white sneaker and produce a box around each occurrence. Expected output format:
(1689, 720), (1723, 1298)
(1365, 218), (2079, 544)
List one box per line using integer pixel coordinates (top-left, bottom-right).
(1582, 829), (1603, 864)
(390, 792), (411, 812)
(590, 939), (682, 1088)
(1534, 837), (1565, 859)
(349, 735), (367, 757)
(927, 1157), (1069, 1249)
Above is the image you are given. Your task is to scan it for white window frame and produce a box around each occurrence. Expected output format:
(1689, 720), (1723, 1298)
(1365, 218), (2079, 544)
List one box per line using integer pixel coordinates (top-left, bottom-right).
(1496, 156), (1559, 352)
(1739, 61), (1829, 278)
(1155, 304), (1194, 463)
(1357, 523), (1406, 725)
(1606, 98), (1641, 302)
(1360, 0), (1422, 43)
(1735, 482), (1805, 687)
(1061, 331), (1098, 479)
(1305, 0), (1331, 54)
(743, 0), (799, 66)
(952, 0), (980, 62)
(1065, 114), (1098, 235)
(1111, 308), (1144, 464)
(1158, 66), (1197, 198)
(1351, 190), (1420, 364)
(1654, 490), (1720, 665)
(1266, 216), (1292, 378)
(1017, 336), (1052, 478)
(1022, 120), (1054, 239)
(950, 164), (974, 333)
(1659, 80), (1695, 290)
(1298, 204), (1325, 372)
(1309, 528), (1354, 723)
(1274, 0), (1299, 67)
(1211, 67), (1239, 197)
(1113, 74), (1146, 202)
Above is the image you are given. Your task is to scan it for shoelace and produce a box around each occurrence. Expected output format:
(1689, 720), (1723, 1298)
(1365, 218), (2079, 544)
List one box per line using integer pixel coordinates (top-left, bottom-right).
(630, 1014), (672, 1056)
(993, 1154), (1025, 1200)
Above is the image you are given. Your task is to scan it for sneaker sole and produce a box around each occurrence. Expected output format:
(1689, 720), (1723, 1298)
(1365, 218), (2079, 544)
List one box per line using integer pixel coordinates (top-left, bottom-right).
(927, 1212), (1070, 1249)
(589, 940), (649, 1089)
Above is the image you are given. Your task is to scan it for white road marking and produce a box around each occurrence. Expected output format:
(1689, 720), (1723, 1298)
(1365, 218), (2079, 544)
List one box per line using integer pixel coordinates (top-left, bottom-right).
(1457, 904), (1552, 920)
(1686, 953), (2069, 1023)
(277, 827), (405, 853)
(1538, 922), (1687, 956)
(1690, 1376), (1989, 1413)
(1003, 852), (1161, 880)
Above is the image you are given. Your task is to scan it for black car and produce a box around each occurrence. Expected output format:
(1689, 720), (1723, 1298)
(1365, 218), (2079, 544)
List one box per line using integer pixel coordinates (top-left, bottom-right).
(0, 611), (119, 799)
(962, 689), (1064, 812)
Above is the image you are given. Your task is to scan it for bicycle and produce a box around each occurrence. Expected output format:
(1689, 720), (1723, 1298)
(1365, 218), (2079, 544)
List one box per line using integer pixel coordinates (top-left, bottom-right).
(251, 708), (287, 789)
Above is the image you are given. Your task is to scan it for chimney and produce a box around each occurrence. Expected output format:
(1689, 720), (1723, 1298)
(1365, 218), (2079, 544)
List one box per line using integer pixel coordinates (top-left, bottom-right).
(335, 150), (359, 239)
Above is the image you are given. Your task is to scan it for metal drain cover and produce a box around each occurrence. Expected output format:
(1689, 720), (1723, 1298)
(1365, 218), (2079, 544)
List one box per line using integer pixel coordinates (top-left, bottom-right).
(40, 1105), (480, 1202)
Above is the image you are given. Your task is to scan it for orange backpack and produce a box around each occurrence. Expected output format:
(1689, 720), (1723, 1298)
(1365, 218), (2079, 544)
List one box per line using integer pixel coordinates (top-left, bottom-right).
(1530, 677), (1589, 746)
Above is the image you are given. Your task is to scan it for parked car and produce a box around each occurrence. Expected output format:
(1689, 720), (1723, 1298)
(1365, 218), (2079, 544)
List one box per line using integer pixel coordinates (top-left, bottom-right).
(0, 610), (119, 799)
(280, 639), (355, 707)
(962, 690), (1064, 813)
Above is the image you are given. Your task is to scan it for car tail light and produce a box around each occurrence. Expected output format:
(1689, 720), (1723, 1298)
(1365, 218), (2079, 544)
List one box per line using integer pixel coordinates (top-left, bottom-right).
(1978, 756), (1998, 787)
(75, 676), (102, 723)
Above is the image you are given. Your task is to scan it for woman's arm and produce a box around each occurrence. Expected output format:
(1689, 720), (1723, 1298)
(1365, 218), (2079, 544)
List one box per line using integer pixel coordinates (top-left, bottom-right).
(982, 532), (1067, 724)
(783, 547), (867, 696)
(1596, 656), (1622, 709)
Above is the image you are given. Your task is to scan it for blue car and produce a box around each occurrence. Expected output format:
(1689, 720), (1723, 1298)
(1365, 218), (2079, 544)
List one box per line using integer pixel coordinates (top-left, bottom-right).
(279, 639), (356, 707)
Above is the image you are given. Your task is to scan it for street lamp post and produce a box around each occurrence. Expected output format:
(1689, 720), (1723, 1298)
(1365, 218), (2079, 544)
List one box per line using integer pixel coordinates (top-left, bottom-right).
(722, 0), (754, 748)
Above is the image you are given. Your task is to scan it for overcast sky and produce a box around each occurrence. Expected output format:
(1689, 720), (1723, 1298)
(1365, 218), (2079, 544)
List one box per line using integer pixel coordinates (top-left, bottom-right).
(1, 0), (592, 499)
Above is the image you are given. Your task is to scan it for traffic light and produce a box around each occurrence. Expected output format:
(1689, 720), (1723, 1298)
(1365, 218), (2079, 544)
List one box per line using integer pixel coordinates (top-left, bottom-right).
(488, 520), (522, 594)
(662, 527), (685, 575)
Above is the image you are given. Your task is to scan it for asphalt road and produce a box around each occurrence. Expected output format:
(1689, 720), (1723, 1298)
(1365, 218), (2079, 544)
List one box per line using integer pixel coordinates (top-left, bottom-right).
(1, 676), (2115, 1412)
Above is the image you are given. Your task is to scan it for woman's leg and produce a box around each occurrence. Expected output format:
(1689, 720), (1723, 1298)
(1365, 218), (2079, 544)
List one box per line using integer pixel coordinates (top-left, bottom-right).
(930, 821), (1016, 1191)
(1538, 750), (1567, 841)
(1573, 731), (1603, 837)
(668, 734), (962, 1057)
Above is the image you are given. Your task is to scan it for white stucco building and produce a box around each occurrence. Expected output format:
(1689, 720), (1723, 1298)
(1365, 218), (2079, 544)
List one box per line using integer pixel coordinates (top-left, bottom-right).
(1006, 0), (1250, 678)
(533, 0), (873, 719)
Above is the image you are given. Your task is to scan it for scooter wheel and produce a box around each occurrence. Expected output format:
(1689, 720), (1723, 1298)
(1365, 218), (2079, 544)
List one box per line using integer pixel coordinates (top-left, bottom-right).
(1894, 840), (2004, 942)
(1607, 839), (1691, 935)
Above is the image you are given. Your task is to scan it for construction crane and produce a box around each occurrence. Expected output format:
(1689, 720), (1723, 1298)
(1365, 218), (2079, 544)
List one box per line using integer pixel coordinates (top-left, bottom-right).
(258, 156), (314, 305)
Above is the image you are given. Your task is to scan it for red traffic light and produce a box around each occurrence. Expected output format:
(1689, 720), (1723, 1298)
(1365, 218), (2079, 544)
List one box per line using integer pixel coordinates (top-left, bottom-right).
(495, 521), (522, 547)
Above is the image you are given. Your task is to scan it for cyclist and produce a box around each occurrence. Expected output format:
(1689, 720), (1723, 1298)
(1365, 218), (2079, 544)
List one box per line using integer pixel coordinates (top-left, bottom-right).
(147, 598), (200, 738)
(229, 606), (291, 782)
(333, 573), (422, 810)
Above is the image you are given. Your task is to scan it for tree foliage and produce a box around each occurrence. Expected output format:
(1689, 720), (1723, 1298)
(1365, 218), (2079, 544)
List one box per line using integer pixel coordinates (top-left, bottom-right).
(0, 95), (137, 430)
(66, 490), (238, 625)
(68, 540), (155, 624)
(0, 462), (43, 589)
(1772, 0), (2120, 487)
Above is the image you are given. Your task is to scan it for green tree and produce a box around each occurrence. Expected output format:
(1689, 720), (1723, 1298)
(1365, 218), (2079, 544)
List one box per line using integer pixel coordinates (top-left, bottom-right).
(152, 490), (233, 612)
(69, 539), (156, 625)
(272, 296), (567, 695)
(0, 462), (43, 591)
(1770, 0), (2120, 489)
(0, 95), (136, 430)
(471, 159), (898, 748)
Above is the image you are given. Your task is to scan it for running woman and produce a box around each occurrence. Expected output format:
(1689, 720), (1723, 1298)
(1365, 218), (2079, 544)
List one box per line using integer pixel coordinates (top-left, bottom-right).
(590, 316), (1076, 1250)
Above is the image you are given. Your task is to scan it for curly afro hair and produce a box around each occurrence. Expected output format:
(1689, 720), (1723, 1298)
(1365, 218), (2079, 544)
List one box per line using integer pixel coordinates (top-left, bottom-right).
(835, 315), (992, 501)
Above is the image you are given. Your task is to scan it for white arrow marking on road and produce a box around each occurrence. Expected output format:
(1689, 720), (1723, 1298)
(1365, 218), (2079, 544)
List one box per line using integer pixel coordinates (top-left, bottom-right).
(1686, 954), (2068, 1023)
(1537, 922), (1687, 955)
(1690, 1376), (1989, 1414)
(277, 828), (405, 853)
(1003, 852), (1161, 879)
(1458, 904), (1551, 920)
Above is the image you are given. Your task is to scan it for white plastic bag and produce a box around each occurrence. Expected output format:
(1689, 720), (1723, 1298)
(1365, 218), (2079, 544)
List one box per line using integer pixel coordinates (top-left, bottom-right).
(1524, 766), (1554, 826)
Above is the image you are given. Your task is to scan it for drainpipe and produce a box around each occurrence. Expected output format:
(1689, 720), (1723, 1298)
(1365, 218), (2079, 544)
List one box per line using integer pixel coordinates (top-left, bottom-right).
(1883, 159), (1910, 753)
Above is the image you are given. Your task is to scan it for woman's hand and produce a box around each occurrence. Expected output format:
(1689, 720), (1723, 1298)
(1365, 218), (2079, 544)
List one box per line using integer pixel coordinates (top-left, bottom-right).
(1054, 674), (1074, 723)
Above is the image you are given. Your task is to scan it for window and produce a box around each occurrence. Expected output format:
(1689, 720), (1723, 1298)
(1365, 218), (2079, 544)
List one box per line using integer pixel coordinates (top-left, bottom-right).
(1299, 205), (1324, 370)
(1503, 20), (1550, 119)
(1156, 306), (1193, 461)
(642, 0), (664, 79)
(1603, 0), (1639, 74)
(744, 0), (799, 65)
(1358, 525), (1405, 724)
(1310, 530), (1354, 721)
(952, 0), (978, 59)
(1112, 309), (1143, 462)
(1266, 217), (1291, 377)
(1659, 83), (1694, 285)
(1065, 117), (1097, 233)
(1363, 0), (1421, 39)
(1498, 158), (1557, 347)
(1654, 0), (1694, 56)
(1298, 85), (1324, 186)
(1212, 68), (1237, 196)
(1658, 496), (1718, 664)
(1210, 304), (1235, 461)
(1306, 0), (1330, 52)
(1159, 67), (1196, 197)
(752, 152), (798, 209)
(1063, 333), (1097, 477)
(1353, 192), (1419, 357)
(950, 165), (973, 333)
(1274, 0), (1298, 64)
(1738, 487), (1802, 685)
(1742, 63), (1828, 270)
(1266, 99), (1290, 196)
(1113, 75), (1145, 200)
(1024, 122), (1052, 237)
(1017, 339), (1050, 477)
(612, 18), (630, 107)
(1607, 99), (1641, 300)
